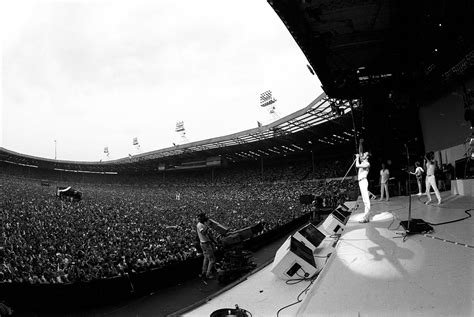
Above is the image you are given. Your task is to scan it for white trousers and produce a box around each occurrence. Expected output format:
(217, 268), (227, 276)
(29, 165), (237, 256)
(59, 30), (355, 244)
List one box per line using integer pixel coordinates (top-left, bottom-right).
(425, 175), (441, 202)
(359, 178), (371, 216)
(380, 182), (389, 199)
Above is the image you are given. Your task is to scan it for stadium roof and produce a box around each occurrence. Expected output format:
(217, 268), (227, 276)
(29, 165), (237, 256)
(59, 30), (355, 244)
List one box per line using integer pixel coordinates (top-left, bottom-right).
(268, 0), (474, 99)
(0, 93), (362, 173)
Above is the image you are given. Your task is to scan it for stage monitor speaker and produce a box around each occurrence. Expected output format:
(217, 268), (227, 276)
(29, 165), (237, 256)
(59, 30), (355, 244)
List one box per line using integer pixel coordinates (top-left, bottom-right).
(293, 223), (327, 252)
(319, 205), (352, 236)
(336, 203), (350, 212)
(294, 223), (336, 270)
(271, 236), (318, 280)
(334, 205), (351, 223)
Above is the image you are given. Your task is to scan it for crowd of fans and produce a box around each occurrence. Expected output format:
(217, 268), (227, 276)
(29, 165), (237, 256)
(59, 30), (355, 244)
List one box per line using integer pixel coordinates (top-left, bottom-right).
(1, 160), (357, 285)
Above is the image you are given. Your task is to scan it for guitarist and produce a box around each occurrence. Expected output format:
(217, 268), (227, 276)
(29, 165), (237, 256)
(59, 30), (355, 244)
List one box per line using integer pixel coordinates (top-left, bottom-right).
(356, 139), (371, 223)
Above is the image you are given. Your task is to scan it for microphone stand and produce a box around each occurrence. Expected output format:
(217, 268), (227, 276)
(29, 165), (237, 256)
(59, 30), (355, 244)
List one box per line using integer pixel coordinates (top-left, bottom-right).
(340, 100), (360, 184)
(397, 141), (432, 240)
(405, 143), (412, 233)
(341, 158), (357, 183)
(395, 143), (413, 240)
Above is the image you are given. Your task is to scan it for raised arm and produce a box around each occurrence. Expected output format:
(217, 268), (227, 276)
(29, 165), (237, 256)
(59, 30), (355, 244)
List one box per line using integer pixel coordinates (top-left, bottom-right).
(358, 138), (364, 157)
(355, 154), (370, 168)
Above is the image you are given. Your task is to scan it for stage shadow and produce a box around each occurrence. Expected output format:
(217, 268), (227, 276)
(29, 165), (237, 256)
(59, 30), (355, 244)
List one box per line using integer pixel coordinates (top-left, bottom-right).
(365, 224), (414, 278)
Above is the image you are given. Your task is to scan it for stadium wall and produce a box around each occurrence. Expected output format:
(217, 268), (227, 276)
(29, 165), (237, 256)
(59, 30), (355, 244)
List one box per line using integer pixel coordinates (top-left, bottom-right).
(0, 161), (120, 184)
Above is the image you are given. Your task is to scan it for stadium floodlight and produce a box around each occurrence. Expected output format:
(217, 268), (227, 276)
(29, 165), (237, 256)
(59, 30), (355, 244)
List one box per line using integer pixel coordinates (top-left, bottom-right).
(132, 137), (142, 155)
(260, 90), (277, 108)
(133, 137), (139, 147)
(260, 90), (280, 121)
(175, 121), (185, 132)
(175, 121), (188, 144)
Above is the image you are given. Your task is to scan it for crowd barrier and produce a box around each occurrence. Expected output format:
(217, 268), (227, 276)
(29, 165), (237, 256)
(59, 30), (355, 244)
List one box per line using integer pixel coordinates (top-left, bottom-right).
(0, 213), (311, 312)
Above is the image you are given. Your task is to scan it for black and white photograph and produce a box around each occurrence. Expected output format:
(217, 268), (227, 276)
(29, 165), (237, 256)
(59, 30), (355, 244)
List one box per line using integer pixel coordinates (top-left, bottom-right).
(1, 0), (473, 316)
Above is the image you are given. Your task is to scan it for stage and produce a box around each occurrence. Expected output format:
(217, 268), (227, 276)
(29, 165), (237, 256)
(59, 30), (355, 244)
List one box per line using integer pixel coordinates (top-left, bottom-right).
(184, 192), (474, 316)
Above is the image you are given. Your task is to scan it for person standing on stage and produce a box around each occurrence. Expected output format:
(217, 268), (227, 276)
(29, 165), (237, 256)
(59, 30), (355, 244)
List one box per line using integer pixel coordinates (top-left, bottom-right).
(424, 152), (442, 205)
(196, 212), (216, 279)
(410, 161), (424, 196)
(379, 163), (390, 201)
(356, 151), (371, 223)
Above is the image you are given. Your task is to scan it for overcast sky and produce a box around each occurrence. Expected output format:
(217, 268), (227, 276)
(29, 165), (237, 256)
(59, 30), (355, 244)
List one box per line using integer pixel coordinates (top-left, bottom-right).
(1, 0), (322, 162)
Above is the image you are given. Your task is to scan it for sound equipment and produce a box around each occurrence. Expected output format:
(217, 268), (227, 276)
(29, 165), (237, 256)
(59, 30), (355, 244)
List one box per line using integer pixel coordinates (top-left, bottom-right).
(232, 226), (254, 241)
(336, 203), (350, 212)
(208, 219), (230, 235)
(56, 186), (82, 202)
(221, 234), (242, 247)
(221, 223), (264, 247)
(299, 194), (315, 205)
(293, 223), (336, 273)
(293, 223), (327, 252)
(318, 205), (352, 236)
(221, 227), (253, 247)
(400, 219), (433, 234)
(271, 236), (318, 280)
(455, 157), (474, 179)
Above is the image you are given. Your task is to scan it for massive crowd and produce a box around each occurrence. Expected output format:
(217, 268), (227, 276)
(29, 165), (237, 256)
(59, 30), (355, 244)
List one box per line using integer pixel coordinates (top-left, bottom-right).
(0, 160), (357, 285)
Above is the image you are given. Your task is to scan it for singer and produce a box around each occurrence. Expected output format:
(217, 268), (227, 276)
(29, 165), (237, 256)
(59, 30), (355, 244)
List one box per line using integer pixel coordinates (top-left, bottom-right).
(356, 150), (371, 223)
(357, 152), (371, 223)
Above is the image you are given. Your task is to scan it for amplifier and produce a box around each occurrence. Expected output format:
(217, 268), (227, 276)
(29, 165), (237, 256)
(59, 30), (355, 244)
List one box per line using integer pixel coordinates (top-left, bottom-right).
(271, 236), (318, 280)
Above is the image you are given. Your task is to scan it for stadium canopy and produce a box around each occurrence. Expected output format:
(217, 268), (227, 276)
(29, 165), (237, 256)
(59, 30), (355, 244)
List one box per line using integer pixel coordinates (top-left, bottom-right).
(0, 93), (362, 173)
(267, 0), (474, 99)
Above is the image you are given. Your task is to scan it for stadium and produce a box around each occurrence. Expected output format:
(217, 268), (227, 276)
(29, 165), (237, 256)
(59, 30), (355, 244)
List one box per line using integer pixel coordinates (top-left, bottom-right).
(1, 0), (474, 316)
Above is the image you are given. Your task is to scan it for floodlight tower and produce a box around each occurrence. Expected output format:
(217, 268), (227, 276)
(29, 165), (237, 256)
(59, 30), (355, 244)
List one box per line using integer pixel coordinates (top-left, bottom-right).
(175, 121), (188, 144)
(104, 146), (110, 160)
(260, 90), (280, 121)
(132, 137), (142, 154)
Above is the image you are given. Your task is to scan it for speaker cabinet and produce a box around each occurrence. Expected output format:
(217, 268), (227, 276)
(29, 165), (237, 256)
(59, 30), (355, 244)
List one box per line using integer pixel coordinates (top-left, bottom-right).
(271, 236), (318, 280)
(293, 223), (336, 271)
(318, 205), (352, 236)
(293, 223), (327, 252)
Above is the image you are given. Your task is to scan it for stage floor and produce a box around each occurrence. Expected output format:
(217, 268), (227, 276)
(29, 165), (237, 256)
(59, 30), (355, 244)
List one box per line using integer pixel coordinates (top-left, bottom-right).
(185, 192), (474, 316)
